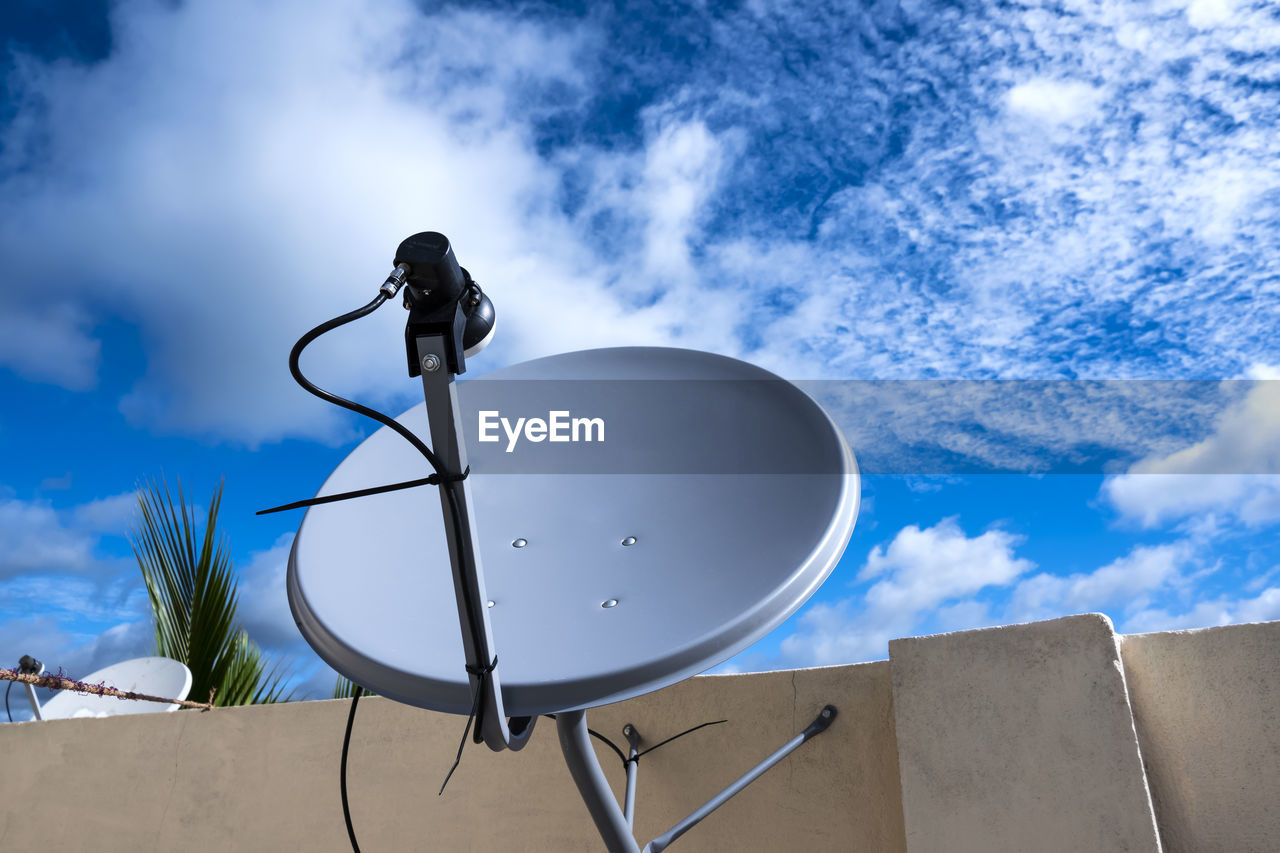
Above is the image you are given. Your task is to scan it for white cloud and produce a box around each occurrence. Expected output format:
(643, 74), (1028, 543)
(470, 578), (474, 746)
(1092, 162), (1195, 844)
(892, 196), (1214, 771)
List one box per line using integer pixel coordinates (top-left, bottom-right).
(638, 120), (724, 279)
(0, 0), (732, 445)
(774, 526), (1230, 668)
(1007, 79), (1104, 124)
(234, 533), (299, 653)
(0, 302), (101, 390)
(1007, 541), (1195, 623)
(72, 492), (138, 535)
(860, 518), (1033, 613)
(0, 498), (99, 578)
(1123, 583), (1280, 633)
(2, 0), (1275, 453)
(1103, 375), (1280, 527)
(1183, 0), (1237, 30)
(780, 518), (1034, 665)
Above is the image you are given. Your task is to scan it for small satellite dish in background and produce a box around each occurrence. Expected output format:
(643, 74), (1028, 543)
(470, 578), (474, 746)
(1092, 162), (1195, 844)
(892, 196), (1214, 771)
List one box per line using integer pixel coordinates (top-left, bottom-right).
(36, 657), (192, 720)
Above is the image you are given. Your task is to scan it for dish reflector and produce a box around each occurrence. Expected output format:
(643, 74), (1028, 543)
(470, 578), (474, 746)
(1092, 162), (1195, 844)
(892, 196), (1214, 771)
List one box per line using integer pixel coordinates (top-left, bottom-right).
(38, 657), (193, 719)
(288, 347), (857, 715)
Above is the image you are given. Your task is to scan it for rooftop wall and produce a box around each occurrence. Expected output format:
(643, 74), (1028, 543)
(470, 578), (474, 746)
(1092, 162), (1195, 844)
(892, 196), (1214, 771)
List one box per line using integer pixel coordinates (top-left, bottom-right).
(2, 615), (1276, 852)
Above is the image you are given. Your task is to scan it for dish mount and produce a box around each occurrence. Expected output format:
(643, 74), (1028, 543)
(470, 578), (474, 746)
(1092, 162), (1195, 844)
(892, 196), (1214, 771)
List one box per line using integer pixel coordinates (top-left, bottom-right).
(277, 232), (859, 852)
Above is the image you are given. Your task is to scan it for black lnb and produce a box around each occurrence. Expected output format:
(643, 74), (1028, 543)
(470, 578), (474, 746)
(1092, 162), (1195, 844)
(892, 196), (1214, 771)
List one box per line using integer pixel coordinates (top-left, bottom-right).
(394, 231), (469, 310)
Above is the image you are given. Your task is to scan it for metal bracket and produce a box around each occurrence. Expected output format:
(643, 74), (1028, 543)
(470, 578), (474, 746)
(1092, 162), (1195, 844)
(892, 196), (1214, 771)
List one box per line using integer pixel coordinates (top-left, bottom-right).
(415, 333), (533, 752)
(623, 723), (641, 829)
(557, 704), (839, 853)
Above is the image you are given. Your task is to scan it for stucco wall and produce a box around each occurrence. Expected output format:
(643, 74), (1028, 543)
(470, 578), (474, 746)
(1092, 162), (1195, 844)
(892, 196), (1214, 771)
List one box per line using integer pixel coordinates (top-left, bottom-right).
(890, 614), (1162, 853)
(2, 616), (1277, 852)
(1121, 622), (1280, 853)
(0, 661), (905, 852)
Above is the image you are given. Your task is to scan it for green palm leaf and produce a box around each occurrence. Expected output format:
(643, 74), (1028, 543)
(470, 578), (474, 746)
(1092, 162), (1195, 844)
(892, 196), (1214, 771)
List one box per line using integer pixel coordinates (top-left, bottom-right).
(130, 478), (292, 706)
(221, 630), (294, 705)
(333, 675), (374, 699)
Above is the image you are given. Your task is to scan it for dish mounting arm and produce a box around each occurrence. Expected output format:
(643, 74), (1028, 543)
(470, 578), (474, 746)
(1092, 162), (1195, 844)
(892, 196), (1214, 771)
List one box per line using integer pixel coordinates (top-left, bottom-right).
(414, 331), (535, 752)
(557, 705), (839, 853)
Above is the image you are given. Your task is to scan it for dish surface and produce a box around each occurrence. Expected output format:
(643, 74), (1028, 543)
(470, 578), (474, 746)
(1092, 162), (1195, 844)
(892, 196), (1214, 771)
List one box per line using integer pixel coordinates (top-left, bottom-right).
(289, 347), (858, 715)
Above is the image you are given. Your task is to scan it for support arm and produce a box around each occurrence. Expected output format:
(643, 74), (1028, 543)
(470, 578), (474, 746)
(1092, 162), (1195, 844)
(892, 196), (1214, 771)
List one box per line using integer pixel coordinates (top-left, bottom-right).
(556, 704), (838, 853)
(416, 333), (534, 752)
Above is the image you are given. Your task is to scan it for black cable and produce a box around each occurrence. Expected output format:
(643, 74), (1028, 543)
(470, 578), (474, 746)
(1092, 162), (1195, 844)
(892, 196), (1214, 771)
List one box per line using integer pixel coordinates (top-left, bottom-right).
(289, 289), (495, 846)
(289, 296), (485, 670)
(340, 686), (364, 853)
(288, 292), (488, 699)
(634, 719), (728, 761)
(5, 681), (12, 722)
(543, 714), (629, 772)
(288, 293), (443, 472)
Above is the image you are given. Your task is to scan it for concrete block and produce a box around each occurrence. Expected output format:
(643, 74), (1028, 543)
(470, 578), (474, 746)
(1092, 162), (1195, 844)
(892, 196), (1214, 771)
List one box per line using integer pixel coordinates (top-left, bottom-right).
(889, 613), (1162, 853)
(1121, 621), (1280, 853)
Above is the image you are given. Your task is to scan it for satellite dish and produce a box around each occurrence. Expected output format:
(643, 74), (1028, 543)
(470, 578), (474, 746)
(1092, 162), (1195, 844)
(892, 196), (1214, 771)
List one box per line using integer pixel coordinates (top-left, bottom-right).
(37, 657), (192, 719)
(275, 233), (859, 852)
(288, 347), (857, 715)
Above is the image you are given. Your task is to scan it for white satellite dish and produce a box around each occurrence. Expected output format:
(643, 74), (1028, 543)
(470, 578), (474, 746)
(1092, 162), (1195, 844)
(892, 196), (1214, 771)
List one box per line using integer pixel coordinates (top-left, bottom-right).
(275, 232), (859, 853)
(290, 346), (857, 715)
(36, 657), (193, 720)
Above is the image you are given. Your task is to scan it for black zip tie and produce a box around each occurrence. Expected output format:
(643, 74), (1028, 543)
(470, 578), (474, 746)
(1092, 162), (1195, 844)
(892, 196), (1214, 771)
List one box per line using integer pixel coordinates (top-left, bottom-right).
(439, 654), (497, 796)
(256, 467), (471, 515)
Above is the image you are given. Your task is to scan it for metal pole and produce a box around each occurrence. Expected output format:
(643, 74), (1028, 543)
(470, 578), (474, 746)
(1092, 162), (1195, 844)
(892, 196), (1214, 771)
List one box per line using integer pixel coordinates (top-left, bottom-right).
(556, 710), (641, 853)
(23, 683), (43, 721)
(624, 724), (640, 829)
(416, 333), (533, 752)
(643, 705), (837, 853)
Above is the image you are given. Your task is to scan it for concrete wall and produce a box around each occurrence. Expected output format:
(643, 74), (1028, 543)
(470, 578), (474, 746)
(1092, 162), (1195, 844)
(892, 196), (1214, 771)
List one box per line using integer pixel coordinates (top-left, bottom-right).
(1121, 623), (1280, 853)
(890, 615), (1161, 853)
(0, 661), (906, 852)
(1, 615), (1276, 852)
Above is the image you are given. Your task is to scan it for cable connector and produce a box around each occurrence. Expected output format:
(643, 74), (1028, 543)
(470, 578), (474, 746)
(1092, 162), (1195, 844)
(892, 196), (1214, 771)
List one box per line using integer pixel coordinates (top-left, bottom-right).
(380, 263), (411, 298)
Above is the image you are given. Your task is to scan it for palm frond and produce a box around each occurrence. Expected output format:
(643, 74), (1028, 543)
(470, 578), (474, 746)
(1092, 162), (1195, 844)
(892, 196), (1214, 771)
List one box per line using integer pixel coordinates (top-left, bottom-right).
(333, 675), (374, 699)
(130, 477), (293, 706)
(220, 630), (294, 705)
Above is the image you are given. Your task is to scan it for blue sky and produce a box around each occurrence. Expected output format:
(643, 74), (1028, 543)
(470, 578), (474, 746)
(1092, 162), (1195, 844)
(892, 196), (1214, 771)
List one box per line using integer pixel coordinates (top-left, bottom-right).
(2, 0), (1278, 711)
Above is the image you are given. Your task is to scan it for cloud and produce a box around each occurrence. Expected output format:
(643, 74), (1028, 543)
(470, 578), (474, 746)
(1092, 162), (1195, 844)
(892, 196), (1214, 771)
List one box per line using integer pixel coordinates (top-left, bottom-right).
(72, 491), (138, 534)
(0, 573), (147, 625)
(0, 492), (154, 683)
(1182, 0), (1238, 30)
(859, 518), (1032, 613)
(781, 518), (1034, 665)
(1007, 541), (1196, 624)
(775, 522), (1221, 668)
(638, 119), (726, 279)
(0, 497), (100, 579)
(4, 0), (1279, 448)
(1007, 79), (1104, 125)
(0, 302), (101, 390)
(234, 533), (300, 653)
(1102, 374), (1280, 527)
(0, 0), (719, 445)
(1124, 584), (1280, 633)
